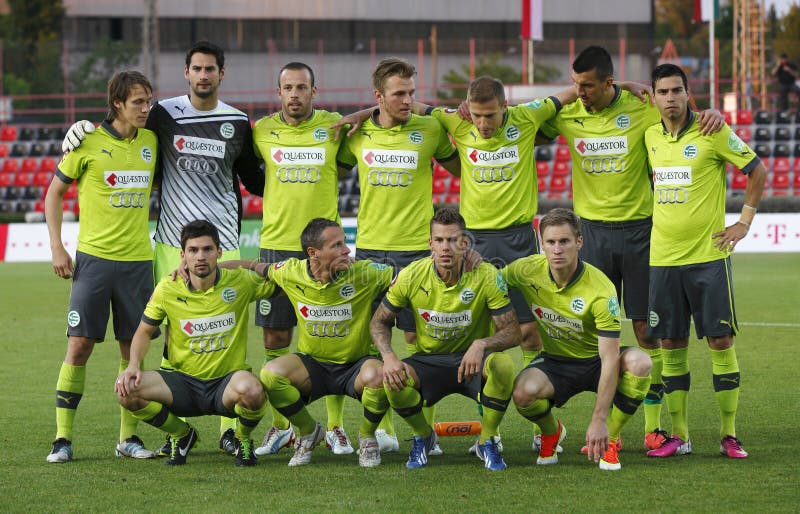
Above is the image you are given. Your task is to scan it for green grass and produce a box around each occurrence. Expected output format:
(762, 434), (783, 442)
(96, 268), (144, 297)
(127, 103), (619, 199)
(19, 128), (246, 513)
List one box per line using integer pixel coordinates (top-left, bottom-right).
(1, 254), (799, 512)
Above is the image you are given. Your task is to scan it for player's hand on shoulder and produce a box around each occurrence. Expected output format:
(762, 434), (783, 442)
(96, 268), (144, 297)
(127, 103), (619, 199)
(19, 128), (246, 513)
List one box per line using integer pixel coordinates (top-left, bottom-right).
(457, 101), (473, 122)
(463, 247), (483, 272)
(697, 109), (725, 136)
(62, 120), (95, 153)
(618, 81), (654, 105)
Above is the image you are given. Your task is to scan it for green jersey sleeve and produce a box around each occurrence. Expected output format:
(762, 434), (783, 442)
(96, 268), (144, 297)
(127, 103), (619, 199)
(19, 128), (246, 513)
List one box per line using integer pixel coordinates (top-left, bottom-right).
(384, 266), (411, 310)
(142, 279), (168, 325)
(713, 125), (760, 173)
(485, 265), (512, 313)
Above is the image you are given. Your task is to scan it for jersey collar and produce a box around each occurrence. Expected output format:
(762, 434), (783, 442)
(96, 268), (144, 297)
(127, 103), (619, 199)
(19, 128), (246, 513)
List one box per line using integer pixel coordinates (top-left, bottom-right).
(100, 120), (133, 141)
(279, 109), (316, 125)
(584, 85), (621, 115)
(370, 109), (410, 128)
(547, 259), (585, 291)
(186, 267), (222, 292)
(431, 259), (465, 288)
(305, 260), (343, 285)
(660, 110), (696, 140)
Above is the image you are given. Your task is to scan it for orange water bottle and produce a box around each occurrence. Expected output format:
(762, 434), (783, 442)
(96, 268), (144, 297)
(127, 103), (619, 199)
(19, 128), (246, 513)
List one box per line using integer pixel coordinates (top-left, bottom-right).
(433, 421), (482, 437)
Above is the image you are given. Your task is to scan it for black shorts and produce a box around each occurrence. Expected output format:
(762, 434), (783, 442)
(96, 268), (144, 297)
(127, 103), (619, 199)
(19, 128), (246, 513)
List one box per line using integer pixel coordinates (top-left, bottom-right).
(66, 251), (153, 342)
(255, 248), (305, 329)
(579, 217), (651, 320)
(404, 352), (489, 406)
(156, 369), (237, 417)
(647, 257), (739, 340)
(356, 248), (430, 332)
(470, 223), (540, 323)
(524, 348), (633, 408)
(297, 354), (377, 403)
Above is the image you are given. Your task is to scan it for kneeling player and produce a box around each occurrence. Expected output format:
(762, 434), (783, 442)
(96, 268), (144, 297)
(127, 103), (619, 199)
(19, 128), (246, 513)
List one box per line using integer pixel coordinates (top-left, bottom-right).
(115, 220), (273, 466)
(506, 208), (652, 470)
(259, 219), (393, 468)
(371, 208), (520, 471)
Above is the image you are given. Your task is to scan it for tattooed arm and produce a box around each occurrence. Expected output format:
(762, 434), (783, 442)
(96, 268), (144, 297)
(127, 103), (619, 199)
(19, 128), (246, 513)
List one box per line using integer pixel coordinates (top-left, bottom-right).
(370, 303), (411, 392)
(458, 308), (521, 383)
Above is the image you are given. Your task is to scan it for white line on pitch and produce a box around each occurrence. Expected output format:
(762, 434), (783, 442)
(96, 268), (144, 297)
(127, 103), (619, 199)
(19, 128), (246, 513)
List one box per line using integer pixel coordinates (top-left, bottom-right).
(621, 320), (800, 328)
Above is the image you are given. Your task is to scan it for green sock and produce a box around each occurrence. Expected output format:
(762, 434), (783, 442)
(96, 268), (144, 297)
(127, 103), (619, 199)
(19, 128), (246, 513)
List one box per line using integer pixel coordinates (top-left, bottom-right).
(405, 342), (417, 356)
(55, 363), (85, 441)
(132, 401), (189, 438)
(219, 416), (237, 436)
(422, 405), (436, 426)
(234, 402), (267, 440)
(711, 347), (740, 438)
(325, 395), (346, 429)
(521, 349), (541, 369)
(263, 348), (291, 430)
(516, 398), (558, 434)
(376, 408), (396, 436)
(118, 359), (140, 442)
(662, 347), (690, 441)
(479, 353), (514, 442)
(359, 386), (389, 437)
(642, 347), (664, 433)
(607, 371), (650, 440)
(386, 378), (430, 437)
(260, 369), (315, 435)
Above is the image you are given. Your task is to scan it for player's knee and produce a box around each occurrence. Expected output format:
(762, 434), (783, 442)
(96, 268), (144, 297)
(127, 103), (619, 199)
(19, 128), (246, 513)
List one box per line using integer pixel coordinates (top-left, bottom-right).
(262, 327), (291, 349)
(484, 352), (514, 380)
(358, 364), (384, 389)
(623, 348), (652, 377)
(708, 335), (734, 351)
(65, 336), (95, 365)
(512, 377), (540, 407)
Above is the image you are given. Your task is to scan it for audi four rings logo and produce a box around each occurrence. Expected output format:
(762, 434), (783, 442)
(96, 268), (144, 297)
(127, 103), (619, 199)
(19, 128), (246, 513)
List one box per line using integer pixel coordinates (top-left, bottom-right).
(656, 187), (689, 204)
(188, 334), (231, 354)
(581, 156), (626, 173)
(471, 166), (515, 183)
(109, 191), (146, 208)
(367, 170), (412, 187)
(277, 167), (321, 183)
(305, 321), (350, 337)
(177, 156), (219, 175)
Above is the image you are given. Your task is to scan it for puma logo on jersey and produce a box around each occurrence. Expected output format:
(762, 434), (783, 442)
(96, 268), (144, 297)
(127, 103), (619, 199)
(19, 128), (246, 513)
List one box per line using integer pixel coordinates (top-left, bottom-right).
(177, 296), (188, 304)
(101, 148), (113, 158)
(174, 105), (186, 114)
(419, 285), (430, 296)
(573, 118), (585, 128)
(295, 284), (307, 294)
(469, 131), (477, 142)
(270, 131), (280, 139)
(361, 131), (372, 140)
(529, 283), (540, 294)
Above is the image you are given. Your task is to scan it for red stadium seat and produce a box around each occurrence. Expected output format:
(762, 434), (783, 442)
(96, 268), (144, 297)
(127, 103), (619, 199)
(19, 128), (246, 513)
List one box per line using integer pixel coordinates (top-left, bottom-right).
(63, 183), (78, 199)
(1, 126), (18, 141)
(731, 173), (748, 190)
(433, 162), (449, 179)
(39, 157), (56, 172)
(759, 158), (770, 170)
(555, 146), (571, 162)
(734, 127), (752, 143)
(432, 178), (446, 194)
(21, 158), (37, 173)
(772, 157), (790, 174)
(0, 174), (10, 187)
(772, 173), (789, 190)
(536, 161), (549, 177)
(432, 194), (445, 204)
(34, 200), (45, 212)
(13, 172), (32, 187)
(448, 177), (460, 193)
(793, 158), (800, 174)
(557, 134), (567, 146)
(445, 194), (459, 205)
(721, 111), (733, 125)
(538, 177), (546, 192)
(794, 174), (800, 193)
(552, 161), (571, 176)
(33, 172), (51, 187)
(735, 110), (753, 125)
(0, 144), (7, 158)
(550, 176), (567, 193)
(246, 196), (262, 214)
(2, 159), (18, 174)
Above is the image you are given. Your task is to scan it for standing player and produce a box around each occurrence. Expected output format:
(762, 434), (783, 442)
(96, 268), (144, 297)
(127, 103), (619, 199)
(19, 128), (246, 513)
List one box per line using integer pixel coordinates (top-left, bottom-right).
(115, 220), (274, 467)
(45, 71), (158, 462)
(644, 64), (765, 459)
(62, 41), (265, 454)
(537, 46), (724, 451)
(338, 57), (461, 454)
(258, 218), (393, 467)
(371, 208), (520, 471)
(507, 208), (653, 470)
(252, 62), (355, 457)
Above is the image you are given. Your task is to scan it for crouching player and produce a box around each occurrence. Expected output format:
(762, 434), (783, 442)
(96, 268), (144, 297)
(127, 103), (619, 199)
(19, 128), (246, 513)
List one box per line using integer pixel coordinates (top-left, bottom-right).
(371, 208), (520, 471)
(258, 218), (393, 468)
(115, 220), (273, 466)
(506, 208), (652, 470)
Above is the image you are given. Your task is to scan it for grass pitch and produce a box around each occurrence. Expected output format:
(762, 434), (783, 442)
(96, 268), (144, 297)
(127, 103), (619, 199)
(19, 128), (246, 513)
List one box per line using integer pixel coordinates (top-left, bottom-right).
(1, 254), (798, 512)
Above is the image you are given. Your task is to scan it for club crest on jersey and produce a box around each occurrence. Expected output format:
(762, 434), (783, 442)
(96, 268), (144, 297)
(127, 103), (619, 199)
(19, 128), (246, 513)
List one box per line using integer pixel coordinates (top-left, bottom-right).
(570, 297), (586, 314)
(369, 262), (389, 271)
(649, 310), (660, 327)
(273, 261), (286, 270)
(259, 299), (272, 316)
(339, 284), (355, 299)
(140, 146), (153, 163)
(525, 99), (543, 110)
(67, 310), (80, 327)
(615, 114), (631, 130)
(727, 133), (745, 152)
(608, 296), (620, 317)
(313, 128), (329, 142)
(505, 125), (520, 141)
(221, 287), (237, 303)
(683, 144), (698, 159)
(460, 288), (475, 304)
(408, 131), (423, 144)
(444, 108), (457, 114)
(496, 273), (508, 293)
(220, 122), (235, 139)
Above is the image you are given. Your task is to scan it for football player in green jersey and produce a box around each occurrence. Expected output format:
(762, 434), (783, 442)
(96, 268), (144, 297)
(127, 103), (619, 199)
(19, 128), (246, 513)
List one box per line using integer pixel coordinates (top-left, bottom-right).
(45, 71), (158, 463)
(371, 208), (520, 471)
(506, 208), (653, 470)
(644, 64), (765, 459)
(116, 220), (274, 467)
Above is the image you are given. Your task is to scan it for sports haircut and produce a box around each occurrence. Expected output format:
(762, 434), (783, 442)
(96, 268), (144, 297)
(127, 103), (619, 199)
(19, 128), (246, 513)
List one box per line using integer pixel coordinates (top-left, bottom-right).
(279, 62), (315, 88)
(301, 218), (341, 258)
(185, 40), (225, 69)
(372, 57), (416, 93)
(539, 208), (582, 239)
(107, 71), (152, 121)
(651, 63), (689, 92)
(431, 207), (467, 232)
(573, 46), (614, 79)
(180, 220), (221, 250)
(467, 76), (506, 104)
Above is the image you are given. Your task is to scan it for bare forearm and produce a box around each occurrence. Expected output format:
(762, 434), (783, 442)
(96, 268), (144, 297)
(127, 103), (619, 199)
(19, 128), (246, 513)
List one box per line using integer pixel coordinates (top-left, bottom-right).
(128, 324), (156, 368)
(370, 305), (398, 356)
(482, 310), (521, 352)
